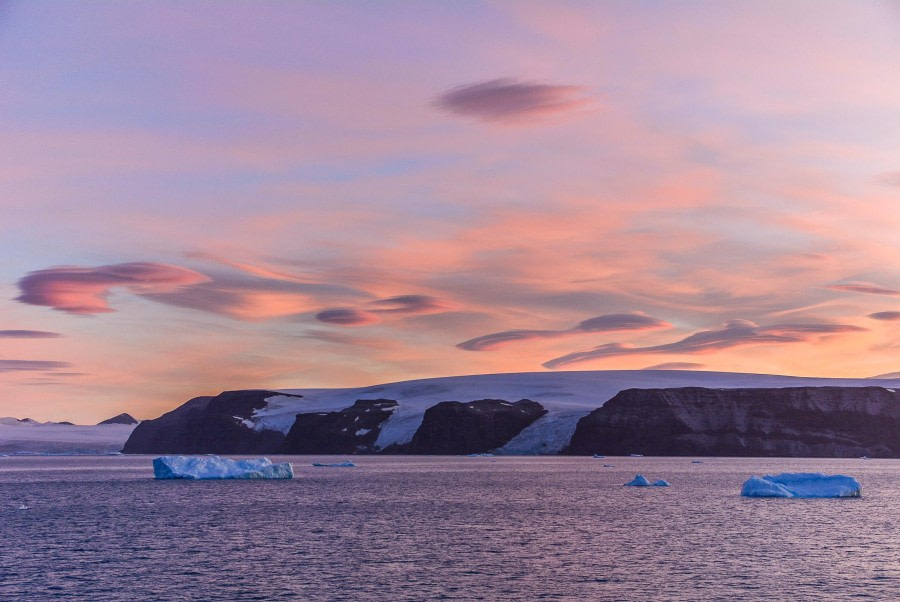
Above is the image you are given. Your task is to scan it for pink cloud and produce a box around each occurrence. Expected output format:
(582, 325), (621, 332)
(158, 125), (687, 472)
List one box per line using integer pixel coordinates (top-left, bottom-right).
(16, 263), (211, 315)
(434, 78), (591, 123)
(458, 312), (669, 351)
(826, 281), (900, 296)
(543, 319), (867, 369)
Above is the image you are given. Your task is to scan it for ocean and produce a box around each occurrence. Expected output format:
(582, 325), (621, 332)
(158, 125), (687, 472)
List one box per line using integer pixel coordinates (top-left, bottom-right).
(1, 456), (897, 601)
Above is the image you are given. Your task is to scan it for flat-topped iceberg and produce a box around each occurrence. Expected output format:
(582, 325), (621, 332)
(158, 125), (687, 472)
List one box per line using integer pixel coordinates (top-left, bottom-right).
(153, 455), (293, 480)
(741, 472), (860, 498)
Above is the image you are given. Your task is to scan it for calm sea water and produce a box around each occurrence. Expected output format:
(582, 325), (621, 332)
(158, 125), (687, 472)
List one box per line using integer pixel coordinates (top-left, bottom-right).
(1, 456), (897, 601)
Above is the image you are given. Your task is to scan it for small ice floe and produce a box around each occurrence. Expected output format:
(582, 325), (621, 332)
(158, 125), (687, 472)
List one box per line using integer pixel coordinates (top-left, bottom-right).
(592, 454), (605, 459)
(16, 503), (28, 510)
(740, 473), (861, 498)
(652, 479), (670, 487)
(153, 455), (293, 479)
(624, 474), (652, 487)
(691, 460), (703, 464)
(312, 461), (355, 468)
(602, 464), (615, 468)
(628, 454), (644, 457)
(466, 453), (494, 457)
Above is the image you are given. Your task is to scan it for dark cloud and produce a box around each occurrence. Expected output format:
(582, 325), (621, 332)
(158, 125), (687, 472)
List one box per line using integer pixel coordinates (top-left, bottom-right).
(458, 312), (669, 351)
(0, 360), (71, 372)
(543, 319), (867, 369)
(826, 282), (900, 296)
(642, 362), (705, 370)
(0, 330), (62, 339)
(868, 311), (900, 321)
(368, 295), (450, 315)
(16, 263), (211, 315)
(434, 78), (589, 122)
(315, 308), (379, 326)
(317, 294), (454, 327)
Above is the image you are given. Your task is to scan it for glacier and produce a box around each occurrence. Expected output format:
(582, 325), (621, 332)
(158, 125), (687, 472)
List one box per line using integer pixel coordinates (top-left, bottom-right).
(153, 455), (293, 479)
(740, 473), (860, 498)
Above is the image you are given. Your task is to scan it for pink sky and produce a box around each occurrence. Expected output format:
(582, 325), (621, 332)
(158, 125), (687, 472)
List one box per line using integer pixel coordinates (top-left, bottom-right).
(2, 1), (900, 422)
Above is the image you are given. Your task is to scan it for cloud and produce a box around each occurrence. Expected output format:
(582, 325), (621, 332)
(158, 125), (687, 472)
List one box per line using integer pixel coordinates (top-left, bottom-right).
(642, 362), (705, 370)
(0, 360), (72, 372)
(826, 281), (900, 296)
(457, 312), (669, 351)
(368, 295), (452, 315)
(543, 319), (867, 369)
(0, 330), (62, 339)
(316, 295), (454, 327)
(434, 78), (590, 122)
(315, 308), (379, 326)
(16, 263), (211, 315)
(868, 311), (900, 321)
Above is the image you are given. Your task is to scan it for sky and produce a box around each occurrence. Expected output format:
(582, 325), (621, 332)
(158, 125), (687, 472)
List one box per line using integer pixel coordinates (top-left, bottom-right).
(2, 1), (900, 422)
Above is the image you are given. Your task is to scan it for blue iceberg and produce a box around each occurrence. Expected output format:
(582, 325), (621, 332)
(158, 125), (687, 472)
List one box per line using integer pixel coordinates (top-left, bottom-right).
(312, 461), (355, 467)
(652, 479), (670, 487)
(740, 472), (860, 498)
(153, 455), (293, 480)
(624, 474), (651, 487)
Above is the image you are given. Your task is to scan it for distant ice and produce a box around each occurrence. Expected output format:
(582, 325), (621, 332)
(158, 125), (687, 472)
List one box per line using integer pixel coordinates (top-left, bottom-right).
(0, 420), (136, 454)
(652, 479), (670, 487)
(625, 474), (652, 487)
(153, 455), (293, 479)
(312, 461), (355, 467)
(740, 473), (861, 498)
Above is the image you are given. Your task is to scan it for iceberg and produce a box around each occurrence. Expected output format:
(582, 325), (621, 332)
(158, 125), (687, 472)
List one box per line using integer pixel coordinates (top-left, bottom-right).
(624, 474), (651, 487)
(312, 461), (355, 467)
(153, 455), (293, 480)
(740, 473), (860, 498)
(652, 479), (670, 487)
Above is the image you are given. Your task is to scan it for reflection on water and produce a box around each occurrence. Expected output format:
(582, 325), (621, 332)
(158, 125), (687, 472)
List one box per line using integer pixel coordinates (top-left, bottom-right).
(1, 456), (897, 601)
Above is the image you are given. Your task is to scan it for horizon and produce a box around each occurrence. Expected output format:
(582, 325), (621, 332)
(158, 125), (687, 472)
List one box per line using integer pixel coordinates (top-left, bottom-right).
(2, 1), (900, 422)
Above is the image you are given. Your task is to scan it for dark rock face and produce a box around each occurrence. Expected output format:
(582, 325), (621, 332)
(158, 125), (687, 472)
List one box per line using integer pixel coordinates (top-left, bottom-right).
(565, 387), (900, 457)
(280, 399), (398, 454)
(122, 390), (297, 454)
(404, 399), (547, 455)
(98, 413), (138, 425)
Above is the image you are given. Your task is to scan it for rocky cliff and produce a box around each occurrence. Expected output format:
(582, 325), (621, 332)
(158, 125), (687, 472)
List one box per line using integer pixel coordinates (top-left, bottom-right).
(122, 390), (295, 454)
(564, 386), (900, 457)
(399, 399), (547, 455)
(279, 399), (399, 454)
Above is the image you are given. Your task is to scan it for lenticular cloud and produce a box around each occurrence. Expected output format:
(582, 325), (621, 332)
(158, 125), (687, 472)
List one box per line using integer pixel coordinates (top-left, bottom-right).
(16, 262), (211, 315)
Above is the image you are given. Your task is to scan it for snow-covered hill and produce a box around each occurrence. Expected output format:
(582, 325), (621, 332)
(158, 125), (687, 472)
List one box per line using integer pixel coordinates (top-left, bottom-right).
(247, 370), (900, 455)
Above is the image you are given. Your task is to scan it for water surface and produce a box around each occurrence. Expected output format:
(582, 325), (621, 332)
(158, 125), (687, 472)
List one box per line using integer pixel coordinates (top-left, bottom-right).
(1, 456), (897, 600)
